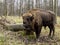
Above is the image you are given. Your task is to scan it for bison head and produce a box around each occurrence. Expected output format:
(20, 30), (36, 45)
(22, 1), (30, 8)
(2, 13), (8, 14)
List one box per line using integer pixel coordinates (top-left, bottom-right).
(22, 13), (34, 31)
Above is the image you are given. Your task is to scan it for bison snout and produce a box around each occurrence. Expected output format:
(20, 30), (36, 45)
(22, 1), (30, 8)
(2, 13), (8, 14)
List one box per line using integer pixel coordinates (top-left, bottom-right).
(23, 24), (32, 30)
(23, 24), (29, 28)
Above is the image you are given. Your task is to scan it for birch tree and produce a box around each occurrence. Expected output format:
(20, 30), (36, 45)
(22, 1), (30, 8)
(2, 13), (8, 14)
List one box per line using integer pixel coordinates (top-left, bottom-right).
(36, 0), (40, 8)
(3, 0), (7, 16)
(49, 0), (53, 11)
(54, 0), (58, 16)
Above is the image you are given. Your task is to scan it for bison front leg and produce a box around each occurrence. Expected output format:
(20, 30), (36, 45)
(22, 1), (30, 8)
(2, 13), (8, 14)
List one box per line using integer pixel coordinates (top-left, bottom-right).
(35, 26), (42, 39)
(35, 27), (42, 42)
(35, 29), (40, 39)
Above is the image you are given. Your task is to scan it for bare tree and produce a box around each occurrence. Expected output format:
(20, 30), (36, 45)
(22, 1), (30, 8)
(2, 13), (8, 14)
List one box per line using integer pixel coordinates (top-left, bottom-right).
(36, 0), (40, 8)
(8, 0), (12, 16)
(3, 0), (7, 17)
(11, 0), (15, 16)
(49, 0), (53, 11)
(39, 0), (43, 9)
(19, 0), (23, 15)
(15, 0), (18, 15)
(1, 0), (58, 17)
(0, 2), (2, 16)
(54, 0), (58, 16)
(27, 0), (30, 10)
(43, 0), (47, 10)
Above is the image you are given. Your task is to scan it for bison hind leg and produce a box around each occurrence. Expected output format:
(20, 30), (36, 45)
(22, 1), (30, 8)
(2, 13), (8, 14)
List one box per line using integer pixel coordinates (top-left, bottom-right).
(48, 24), (55, 38)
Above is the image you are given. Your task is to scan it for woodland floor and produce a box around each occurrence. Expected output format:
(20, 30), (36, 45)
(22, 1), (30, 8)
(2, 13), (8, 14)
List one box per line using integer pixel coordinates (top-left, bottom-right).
(0, 16), (60, 45)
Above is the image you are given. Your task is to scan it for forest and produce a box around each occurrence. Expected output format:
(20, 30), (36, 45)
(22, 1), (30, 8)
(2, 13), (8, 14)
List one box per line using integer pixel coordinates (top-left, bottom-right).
(0, 0), (60, 45)
(0, 0), (59, 16)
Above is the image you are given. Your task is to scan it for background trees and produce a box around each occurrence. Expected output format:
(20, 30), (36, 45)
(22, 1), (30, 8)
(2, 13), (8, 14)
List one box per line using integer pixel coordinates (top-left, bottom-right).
(0, 0), (59, 16)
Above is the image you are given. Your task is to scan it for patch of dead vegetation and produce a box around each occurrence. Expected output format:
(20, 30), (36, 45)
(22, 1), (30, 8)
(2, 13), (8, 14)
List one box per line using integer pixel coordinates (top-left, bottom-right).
(0, 16), (60, 45)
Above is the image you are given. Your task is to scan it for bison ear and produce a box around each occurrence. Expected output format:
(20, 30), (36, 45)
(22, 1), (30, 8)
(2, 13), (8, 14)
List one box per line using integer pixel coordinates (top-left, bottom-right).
(30, 15), (34, 21)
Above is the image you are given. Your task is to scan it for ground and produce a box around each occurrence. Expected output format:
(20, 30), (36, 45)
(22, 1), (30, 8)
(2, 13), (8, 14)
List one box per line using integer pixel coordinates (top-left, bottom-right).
(0, 16), (60, 45)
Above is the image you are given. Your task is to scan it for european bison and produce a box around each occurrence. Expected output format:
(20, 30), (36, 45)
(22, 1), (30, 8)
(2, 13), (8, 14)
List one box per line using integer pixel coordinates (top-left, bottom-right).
(22, 9), (56, 39)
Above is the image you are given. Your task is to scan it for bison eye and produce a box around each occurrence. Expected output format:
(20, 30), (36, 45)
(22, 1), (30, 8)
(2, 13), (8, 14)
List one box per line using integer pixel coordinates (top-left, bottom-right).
(30, 16), (34, 21)
(26, 16), (34, 21)
(27, 18), (29, 21)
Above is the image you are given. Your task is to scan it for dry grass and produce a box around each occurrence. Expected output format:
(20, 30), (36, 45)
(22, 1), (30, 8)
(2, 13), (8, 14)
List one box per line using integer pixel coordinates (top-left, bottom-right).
(6, 16), (23, 23)
(0, 16), (60, 45)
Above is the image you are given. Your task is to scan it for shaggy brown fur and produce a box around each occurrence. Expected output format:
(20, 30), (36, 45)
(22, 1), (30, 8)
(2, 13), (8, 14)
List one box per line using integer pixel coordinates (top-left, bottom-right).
(22, 9), (56, 39)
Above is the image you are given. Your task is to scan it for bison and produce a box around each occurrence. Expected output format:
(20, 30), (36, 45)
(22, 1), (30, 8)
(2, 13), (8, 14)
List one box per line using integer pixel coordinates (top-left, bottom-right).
(22, 9), (56, 39)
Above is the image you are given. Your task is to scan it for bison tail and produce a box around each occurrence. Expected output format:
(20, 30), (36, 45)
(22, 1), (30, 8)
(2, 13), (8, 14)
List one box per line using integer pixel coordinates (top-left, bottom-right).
(48, 11), (57, 24)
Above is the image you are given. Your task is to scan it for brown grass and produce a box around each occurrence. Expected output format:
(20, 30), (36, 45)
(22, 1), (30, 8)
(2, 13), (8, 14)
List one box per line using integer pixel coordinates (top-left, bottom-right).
(0, 16), (60, 45)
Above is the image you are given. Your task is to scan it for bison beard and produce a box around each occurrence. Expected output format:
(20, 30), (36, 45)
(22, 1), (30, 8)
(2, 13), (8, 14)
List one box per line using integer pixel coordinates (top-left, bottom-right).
(22, 9), (56, 39)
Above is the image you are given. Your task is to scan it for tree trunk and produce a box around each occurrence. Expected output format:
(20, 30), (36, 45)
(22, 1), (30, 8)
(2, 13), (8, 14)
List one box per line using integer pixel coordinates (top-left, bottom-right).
(36, 0), (40, 8)
(53, 0), (58, 16)
(3, 0), (7, 17)
(49, 0), (53, 11)
(5, 23), (25, 31)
